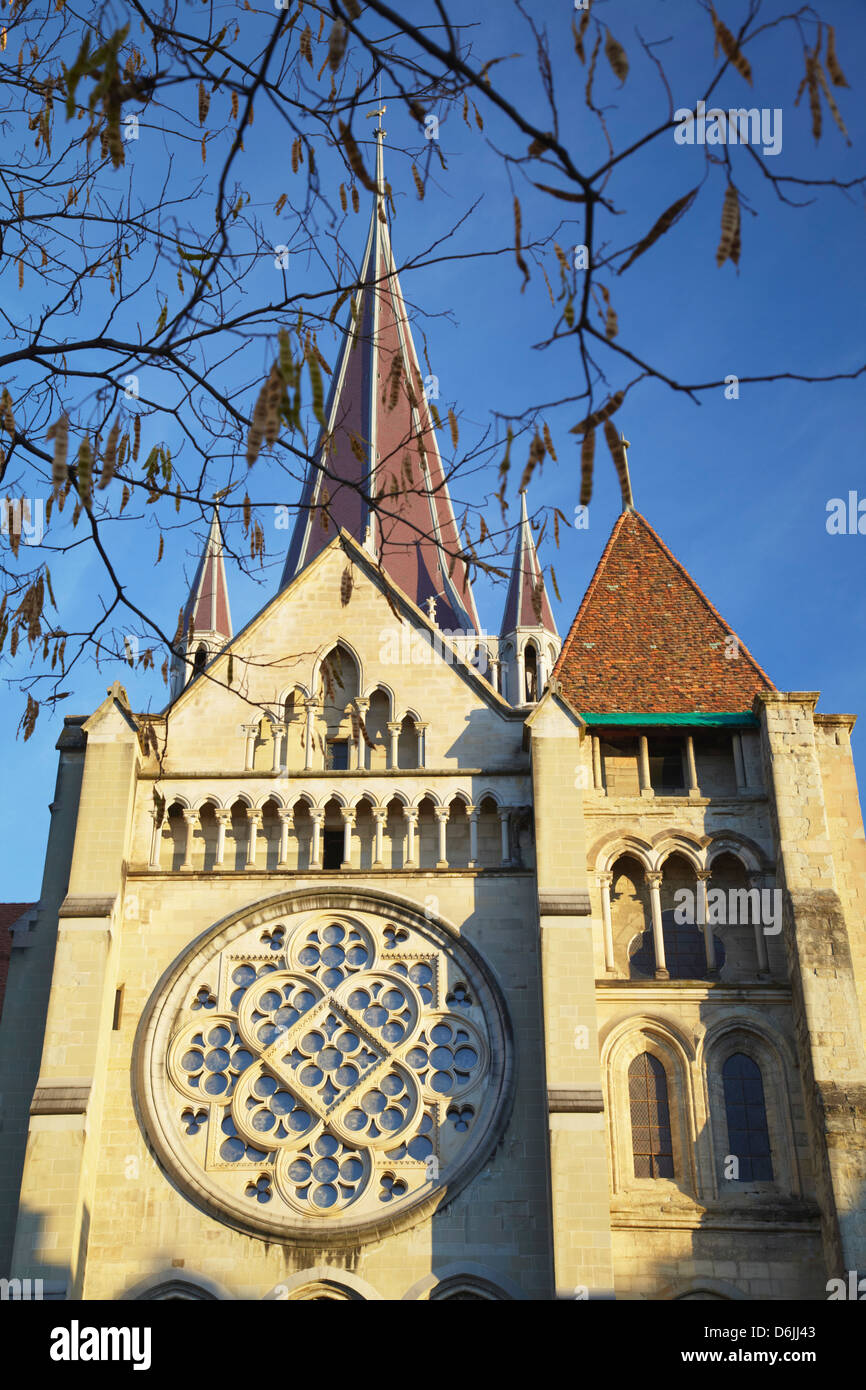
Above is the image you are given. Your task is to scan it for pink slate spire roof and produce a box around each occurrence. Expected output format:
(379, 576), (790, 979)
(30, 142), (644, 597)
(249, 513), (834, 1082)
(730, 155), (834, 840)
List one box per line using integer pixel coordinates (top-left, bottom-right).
(183, 506), (232, 640)
(280, 124), (480, 634)
(500, 491), (558, 637)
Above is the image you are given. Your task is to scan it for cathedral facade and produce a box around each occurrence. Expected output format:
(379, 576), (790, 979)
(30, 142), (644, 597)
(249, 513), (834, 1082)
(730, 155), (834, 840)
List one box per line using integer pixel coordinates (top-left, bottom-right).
(1, 137), (865, 1303)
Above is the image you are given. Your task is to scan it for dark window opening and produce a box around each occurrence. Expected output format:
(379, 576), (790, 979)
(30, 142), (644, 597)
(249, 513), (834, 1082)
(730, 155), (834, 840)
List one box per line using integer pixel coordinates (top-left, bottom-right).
(630, 911), (726, 981)
(322, 829), (343, 870)
(192, 643), (207, 677)
(629, 1052), (674, 1179)
(325, 740), (350, 771)
(649, 737), (685, 792)
(722, 1053), (774, 1182)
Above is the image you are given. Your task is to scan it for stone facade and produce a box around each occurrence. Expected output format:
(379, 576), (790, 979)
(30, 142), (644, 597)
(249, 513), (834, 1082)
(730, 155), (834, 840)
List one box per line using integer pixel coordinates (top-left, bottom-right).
(1, 514), (864, 1302)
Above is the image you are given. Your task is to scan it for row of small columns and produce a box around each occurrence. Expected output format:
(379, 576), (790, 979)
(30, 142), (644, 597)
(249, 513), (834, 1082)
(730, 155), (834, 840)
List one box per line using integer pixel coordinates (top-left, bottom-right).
(241, 706), (428, 771)
(596, 869), (771, 978)
(151, 803), (514, 871)
(589, 733), (752, 795)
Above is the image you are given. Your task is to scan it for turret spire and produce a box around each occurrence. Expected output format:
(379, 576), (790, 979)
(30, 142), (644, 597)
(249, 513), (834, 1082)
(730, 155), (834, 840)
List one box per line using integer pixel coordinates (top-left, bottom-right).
(498, 491), (560, 706)
(500, 491), (559, 638)
(279, 110), (480, 633)
(170, 504), (232, 700)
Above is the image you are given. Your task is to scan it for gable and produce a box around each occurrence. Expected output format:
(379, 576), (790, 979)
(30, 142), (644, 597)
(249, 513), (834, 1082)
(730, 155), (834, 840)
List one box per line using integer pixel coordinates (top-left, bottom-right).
(162, 534), (520, 772)
(553, 510), (775, 714)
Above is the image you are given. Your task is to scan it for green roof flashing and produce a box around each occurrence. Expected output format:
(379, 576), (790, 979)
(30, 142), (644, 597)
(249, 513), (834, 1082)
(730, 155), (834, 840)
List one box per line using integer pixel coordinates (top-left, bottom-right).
(580, 712), (758, 728)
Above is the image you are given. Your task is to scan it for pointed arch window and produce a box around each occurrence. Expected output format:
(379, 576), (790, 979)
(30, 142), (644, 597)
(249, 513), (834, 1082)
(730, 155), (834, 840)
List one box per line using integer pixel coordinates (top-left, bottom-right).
(193, 643), (207, 677)
(722, 1053), (773, 1181)
(628, 1052), (674, 1178)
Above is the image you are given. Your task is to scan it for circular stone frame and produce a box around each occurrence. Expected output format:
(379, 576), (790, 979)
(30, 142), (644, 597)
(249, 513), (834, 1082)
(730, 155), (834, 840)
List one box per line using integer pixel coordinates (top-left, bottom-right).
(134, 886), (515, 1246)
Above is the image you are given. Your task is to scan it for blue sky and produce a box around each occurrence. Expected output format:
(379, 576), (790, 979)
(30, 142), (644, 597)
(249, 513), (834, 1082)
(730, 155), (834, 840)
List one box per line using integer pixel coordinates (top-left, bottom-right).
(2, 0), (865, 899)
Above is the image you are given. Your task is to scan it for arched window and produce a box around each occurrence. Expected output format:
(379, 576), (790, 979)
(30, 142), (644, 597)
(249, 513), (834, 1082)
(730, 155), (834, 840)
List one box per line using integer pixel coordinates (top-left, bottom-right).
(523, 643), (538, 702)
(193, 643), (207, 677)
(628, 1052), (674, 1178)
(722, 1053), (773, 1181)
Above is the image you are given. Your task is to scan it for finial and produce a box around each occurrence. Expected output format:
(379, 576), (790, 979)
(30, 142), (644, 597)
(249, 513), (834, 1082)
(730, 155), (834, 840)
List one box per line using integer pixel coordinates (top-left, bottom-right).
(617, 431), (634, 511)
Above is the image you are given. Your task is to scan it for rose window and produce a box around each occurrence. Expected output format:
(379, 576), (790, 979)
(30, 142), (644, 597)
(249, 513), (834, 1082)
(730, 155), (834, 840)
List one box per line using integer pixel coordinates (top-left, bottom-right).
(137, 894), (512, 1243)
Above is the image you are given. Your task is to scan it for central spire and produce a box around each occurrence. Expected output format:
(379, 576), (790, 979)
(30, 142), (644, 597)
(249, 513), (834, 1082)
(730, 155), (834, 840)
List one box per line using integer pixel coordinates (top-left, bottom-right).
(279, 109), (480, 633)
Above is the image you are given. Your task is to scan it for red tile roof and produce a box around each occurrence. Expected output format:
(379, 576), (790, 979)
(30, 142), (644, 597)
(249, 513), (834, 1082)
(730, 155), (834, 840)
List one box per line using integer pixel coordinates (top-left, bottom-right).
(553, 509), (775, 713)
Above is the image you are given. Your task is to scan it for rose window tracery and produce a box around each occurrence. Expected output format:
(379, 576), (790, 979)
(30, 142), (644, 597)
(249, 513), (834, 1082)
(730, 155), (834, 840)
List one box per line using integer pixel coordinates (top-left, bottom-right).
(137, 896), (512, 1243)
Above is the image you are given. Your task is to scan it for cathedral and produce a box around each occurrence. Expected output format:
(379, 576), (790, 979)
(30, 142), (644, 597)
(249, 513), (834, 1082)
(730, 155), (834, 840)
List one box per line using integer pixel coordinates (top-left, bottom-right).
(1, 127), (865, 1303)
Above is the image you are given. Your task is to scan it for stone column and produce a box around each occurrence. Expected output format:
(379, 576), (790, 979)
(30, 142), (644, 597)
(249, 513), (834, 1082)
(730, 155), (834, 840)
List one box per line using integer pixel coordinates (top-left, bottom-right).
(180, 809), (197, 871)
(245, 809), (262, 870)
(685, 735), (700, 798)
(414, 722), (428, 769)
(498, 808), (511, 867)
(467, 806), (479, 868)
(638, 735), (653, 796)
(214, 809), (231, 868)
(434, 807), (449, 869)
(696, 870), (717, 974)
(591, 735), (603, 792)
(747, 870), (770, 975)
(646, 871), (669, 979)
(241, 723), (256, 771)
(277, 809), (293, 869)
(353, 698), (369, 770)
(598, 872), (615, 974)
(148, 807), (163, 869)
(387, 722), (401, 770)
(303, 700), (317, 771)
(516, 648), (526, 705)
(341, 808), (355, 868)
(404, 807), (418, 868)
(489, 659), (500, 694)
(271, 722), (286, 772)
(310, 809), (324, 868)
(372, 807), (387, 867)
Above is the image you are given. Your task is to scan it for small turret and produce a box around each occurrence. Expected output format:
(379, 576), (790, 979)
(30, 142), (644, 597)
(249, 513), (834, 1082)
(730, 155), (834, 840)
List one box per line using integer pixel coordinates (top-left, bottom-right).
(498, 491), (560, 705)
(170, 506), (233, 700)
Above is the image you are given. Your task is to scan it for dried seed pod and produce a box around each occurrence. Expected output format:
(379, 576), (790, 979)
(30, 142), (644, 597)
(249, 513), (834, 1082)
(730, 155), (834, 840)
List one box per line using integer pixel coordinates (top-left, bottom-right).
(76, 435), (93, 506)
(709, 5), (752, 85)
(579, 427), (595, 506)
(715, 184), (741, 267)
(327, 19), (346, 71)
(604, 31), (629, 84)
(619, 187), (699, 273)
(826, 26), (848, 88)
(99, 415), (121, 488)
